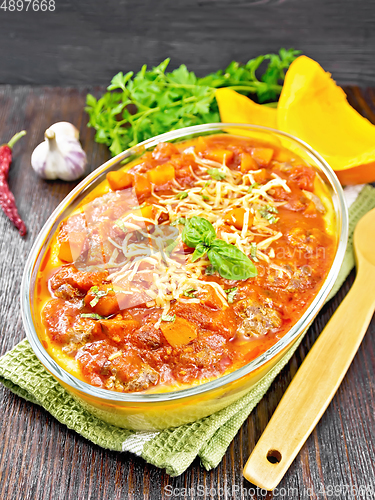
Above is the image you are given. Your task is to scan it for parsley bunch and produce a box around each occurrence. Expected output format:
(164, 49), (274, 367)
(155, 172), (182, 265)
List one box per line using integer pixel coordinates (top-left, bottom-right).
(86, 49), (300, 156)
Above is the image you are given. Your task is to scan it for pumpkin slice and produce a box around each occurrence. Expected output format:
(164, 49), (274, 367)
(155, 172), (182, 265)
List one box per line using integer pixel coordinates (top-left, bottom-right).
(278, 56), (375, 185)
(215, 88), (280, 146)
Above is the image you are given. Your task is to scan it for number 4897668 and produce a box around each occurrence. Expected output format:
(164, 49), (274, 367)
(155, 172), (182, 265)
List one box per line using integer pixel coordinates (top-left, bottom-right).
(1, 0), (55, 11)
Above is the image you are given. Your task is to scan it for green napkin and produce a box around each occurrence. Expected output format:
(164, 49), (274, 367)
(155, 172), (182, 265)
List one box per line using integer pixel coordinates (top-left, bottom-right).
(1, 185), (374, 477)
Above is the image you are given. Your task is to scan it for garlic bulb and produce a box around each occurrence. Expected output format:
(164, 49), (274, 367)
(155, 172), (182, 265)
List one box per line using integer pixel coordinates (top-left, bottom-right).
(31, 122), (87, 181)
(48, 121), (80, 140)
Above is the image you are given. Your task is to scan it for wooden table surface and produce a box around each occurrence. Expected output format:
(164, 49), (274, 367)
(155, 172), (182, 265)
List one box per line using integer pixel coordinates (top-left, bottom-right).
(0, 85), (374, 500)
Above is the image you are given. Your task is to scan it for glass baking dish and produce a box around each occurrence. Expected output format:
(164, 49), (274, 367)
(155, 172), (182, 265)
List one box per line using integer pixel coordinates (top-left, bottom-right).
(21, 123), (348, 430)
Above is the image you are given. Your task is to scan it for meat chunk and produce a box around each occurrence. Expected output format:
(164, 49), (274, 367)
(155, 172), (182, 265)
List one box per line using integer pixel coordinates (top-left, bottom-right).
(287, 227), (327, 256)
(135, 325), (166, 350)
(50, 265), (108, 295)
(171, 338), (230, 384)
(52, 283), (82, 300)
(289, 165), (316, 191)
(152, 142), (179, 161)
(76, 341), (159, 392)
(42, 299), (103, 347)
(122, 365), (159, 392)
(235, 298), (282, 337)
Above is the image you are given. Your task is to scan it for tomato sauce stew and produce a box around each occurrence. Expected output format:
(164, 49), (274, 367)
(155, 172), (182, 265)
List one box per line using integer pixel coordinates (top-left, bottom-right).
(36, 134), (336, 393)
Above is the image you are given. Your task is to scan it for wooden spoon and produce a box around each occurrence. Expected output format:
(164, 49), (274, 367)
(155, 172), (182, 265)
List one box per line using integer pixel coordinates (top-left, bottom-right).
(243, 208), (375, 491)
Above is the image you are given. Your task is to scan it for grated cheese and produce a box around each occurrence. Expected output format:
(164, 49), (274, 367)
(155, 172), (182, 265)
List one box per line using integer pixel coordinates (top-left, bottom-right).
(89, 149), (293, 313)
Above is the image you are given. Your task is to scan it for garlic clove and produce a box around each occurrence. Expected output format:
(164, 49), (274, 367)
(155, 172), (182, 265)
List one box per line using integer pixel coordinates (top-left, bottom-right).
(49, 121), (80, 140)
(53, 135), (87, 181)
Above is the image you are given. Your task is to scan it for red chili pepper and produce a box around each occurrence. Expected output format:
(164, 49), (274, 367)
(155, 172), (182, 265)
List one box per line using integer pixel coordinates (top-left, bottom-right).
(0, 130), (27, 236)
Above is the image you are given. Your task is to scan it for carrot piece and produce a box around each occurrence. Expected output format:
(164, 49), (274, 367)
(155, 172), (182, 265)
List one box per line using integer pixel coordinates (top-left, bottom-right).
(206, 148), (234, 163)
(251, 147), (274, 167)
(107, 171), (133, 191)
(194, 136), (208, 155)
(304, 201), (317, 216)
(160, 317), (198, 347)
(100, 319), (140, 343)
(147, 163), (175, 186)
(141, 204), (153, 219)
(131, 204), (154, 220)
(240, 152), (259, 173)
(252, 168), (268, 183)
(134, 173), (152, 198)
(225, 208), (253, 230)
(58, 231), (86, 262)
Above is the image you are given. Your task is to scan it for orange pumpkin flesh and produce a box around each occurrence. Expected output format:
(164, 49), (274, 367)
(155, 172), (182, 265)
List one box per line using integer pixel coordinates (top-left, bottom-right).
(278, 56), (375, 185)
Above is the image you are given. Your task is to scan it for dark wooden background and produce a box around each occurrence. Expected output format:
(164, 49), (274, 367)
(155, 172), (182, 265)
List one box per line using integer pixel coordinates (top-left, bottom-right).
(0, 85), (374, 500)
(0, 1), (374, 498)
(0, 0), (374, 86)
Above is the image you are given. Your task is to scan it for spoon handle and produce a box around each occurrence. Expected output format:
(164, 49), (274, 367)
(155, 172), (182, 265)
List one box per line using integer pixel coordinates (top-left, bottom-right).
(243, 268), (375, 491)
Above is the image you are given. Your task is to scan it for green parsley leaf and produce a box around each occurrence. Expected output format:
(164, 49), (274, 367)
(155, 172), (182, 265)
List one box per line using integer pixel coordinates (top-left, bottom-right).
(164, 239), (179, 256)
(250, 242), (259, 262)
(171, 217), (186, 226)
(183, 287), (197, 298)
(207, 168), (226, 181)
(89, 286), (113, 307)
(175, 191), (188, 200)
(259, 205), (279, 224)
(80, 313), (106, 320)
(225, 287), (238, 304)
(161, 313), (176, 323)
(115, 219), (127, 233)
(248, 182), (259, 193)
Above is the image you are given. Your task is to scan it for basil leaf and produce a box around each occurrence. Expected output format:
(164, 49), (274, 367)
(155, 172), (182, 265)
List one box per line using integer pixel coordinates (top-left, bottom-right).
(191, 242), (208, 262)
(181, 216), (216, 248)
(207, 239), (257, 280)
